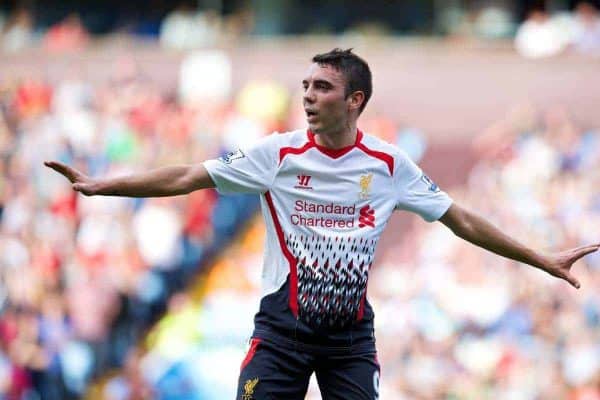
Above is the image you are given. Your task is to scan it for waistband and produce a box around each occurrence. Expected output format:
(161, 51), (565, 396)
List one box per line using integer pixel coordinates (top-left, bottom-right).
(252, 327), (376, 355)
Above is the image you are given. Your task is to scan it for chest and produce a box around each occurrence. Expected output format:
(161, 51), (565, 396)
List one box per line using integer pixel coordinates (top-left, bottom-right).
(272, 153), (395, 206)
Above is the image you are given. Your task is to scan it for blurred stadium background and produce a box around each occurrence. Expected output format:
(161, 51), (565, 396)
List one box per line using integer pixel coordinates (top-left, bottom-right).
(1, 0), (600, 399)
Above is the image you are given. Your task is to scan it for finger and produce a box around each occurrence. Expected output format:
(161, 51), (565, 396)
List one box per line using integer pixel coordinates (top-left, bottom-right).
(572, 243), (600, 253)
(72, 182), (96, 196)
(44, 161), (79, 182)
(44, 160), (72, 174)
(72, 183), (90, 194)
(573, 245), (600, 260)
(562, 272), (581, 289)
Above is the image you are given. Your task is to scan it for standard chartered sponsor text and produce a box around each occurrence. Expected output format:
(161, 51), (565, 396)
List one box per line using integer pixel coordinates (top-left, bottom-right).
(291, 200), (356, 228)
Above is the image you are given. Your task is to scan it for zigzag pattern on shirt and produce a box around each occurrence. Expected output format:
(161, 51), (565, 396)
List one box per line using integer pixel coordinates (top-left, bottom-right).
(285, 234), (376, 329)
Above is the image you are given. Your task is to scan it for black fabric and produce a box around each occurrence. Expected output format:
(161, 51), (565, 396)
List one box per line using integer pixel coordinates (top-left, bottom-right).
(236, 338), (380, 400)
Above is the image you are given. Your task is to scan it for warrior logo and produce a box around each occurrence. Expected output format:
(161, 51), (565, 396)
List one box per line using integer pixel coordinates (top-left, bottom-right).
(295, 174), (313, 190)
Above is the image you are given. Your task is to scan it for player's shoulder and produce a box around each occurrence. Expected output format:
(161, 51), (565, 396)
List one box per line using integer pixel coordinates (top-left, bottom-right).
(360, 132), (411, 164)
(360, 132), (395, 151)
(252, 129), (306, 148)
(246, 129), (306, 151)
(274, 129), (310, 147)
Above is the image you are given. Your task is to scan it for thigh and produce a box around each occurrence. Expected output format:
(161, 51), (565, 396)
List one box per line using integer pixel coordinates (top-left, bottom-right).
(315, 352), (381, 400)
(236, 338), (313, 400)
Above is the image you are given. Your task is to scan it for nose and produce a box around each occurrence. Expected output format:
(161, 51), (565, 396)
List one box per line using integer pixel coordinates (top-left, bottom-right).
(303, 86), (316, 104)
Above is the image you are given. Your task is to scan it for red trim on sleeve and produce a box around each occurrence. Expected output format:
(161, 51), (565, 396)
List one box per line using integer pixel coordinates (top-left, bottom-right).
(240, 338), (262, 371)
(264, 191), (299, 317)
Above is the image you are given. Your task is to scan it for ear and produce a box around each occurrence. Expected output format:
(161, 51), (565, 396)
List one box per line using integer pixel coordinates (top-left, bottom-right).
(347, 91), (365, 112)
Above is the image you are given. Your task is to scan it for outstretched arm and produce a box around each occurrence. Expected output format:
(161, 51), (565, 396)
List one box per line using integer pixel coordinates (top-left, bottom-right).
(439, 203), (599, 289)
(44, 161), (215, 197)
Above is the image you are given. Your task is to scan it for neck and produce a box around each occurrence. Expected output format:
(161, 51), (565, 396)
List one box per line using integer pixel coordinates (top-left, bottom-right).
(313, 121), (358, 149)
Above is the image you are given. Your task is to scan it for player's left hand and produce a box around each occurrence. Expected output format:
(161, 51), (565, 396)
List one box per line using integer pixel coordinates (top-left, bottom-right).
(44, 160), (98, 196)
(542, 244), (600, 289)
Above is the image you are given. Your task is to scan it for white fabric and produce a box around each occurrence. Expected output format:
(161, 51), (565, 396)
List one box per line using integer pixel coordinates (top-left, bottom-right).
(204, 130), (452, 297)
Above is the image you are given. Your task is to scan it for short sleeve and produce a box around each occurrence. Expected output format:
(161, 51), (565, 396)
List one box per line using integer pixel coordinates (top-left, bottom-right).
(394, 151), (453, 222)
(203, 133), (280, 194)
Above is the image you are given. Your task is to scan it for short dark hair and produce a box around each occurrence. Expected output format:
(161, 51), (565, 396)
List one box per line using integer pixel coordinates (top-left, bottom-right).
(312, 48), (372, 114)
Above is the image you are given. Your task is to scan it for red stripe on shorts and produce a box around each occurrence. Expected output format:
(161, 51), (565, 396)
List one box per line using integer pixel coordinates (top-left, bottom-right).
(240, 338), (262, 371)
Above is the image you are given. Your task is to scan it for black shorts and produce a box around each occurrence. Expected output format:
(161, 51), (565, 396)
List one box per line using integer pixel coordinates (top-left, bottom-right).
(236, 338), (381, 400)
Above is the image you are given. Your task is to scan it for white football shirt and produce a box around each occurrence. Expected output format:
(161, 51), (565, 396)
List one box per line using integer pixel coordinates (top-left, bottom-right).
(204, 129), (452, 344)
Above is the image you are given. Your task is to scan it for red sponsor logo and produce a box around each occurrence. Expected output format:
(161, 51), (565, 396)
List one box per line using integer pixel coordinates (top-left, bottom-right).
(358, 205), (375, 228)
(295, 175), (313, 190)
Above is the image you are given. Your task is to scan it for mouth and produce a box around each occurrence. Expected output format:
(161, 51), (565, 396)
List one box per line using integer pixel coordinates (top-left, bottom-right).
(305, 109), (318, 122)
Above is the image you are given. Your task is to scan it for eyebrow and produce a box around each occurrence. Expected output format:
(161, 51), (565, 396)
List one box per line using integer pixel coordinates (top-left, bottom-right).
(302, 79), (334, 87)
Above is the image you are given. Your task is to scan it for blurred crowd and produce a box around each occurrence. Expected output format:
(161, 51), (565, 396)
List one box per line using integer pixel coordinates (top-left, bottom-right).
(0, 9), (89, 54)
(371, 104), (600, 399)
(0, 2), (253, 54)
(437, 1), (600, 57)
(0, 57), (281, 399)
(1, 1), (600, 57)
(111, 104), (600, 400)
(514, 1), (600, 58)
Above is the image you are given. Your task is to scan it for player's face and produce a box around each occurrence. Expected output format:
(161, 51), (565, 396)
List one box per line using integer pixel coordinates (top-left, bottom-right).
(302, 63), (351, 135)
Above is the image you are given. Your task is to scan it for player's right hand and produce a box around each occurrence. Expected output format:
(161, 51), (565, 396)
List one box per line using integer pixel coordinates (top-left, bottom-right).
(541, 244), (600, 289)
(44, 161), (98, 196)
